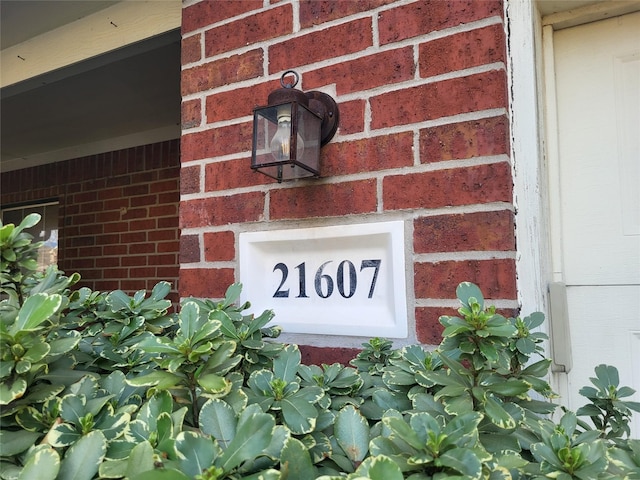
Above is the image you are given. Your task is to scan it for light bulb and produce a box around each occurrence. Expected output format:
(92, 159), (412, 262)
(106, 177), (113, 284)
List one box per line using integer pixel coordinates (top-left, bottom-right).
(270, 114), (304, 162)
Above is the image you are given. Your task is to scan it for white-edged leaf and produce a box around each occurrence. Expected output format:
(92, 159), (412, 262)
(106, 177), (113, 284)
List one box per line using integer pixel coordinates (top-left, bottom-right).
(199, 399), (237, 449)
(58, 431), (107, 480)
(11, 293), (62, 335)
(17, 445), (60, 480)
(335, 405), (369, 463)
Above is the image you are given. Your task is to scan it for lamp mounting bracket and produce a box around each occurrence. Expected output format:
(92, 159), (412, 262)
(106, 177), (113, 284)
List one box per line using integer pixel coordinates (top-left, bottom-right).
(306, 91), (339, 146)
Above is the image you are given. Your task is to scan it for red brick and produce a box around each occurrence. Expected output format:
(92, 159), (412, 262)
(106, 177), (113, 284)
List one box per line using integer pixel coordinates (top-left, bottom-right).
(94, 280), (120, 292)
(322, 133), (414, 176)
(104, 198), (128, 211)
(106, 176), (131, 188)
(79, 268), (101, 280)
(420, 116), (509, 162)
(78, 246), (102, 258)
(121, 279), (148, 293)
(336, 100), (365, 135)
(182, 99), (201, 129)
(123, 184), (149, 197)
(180, 192), (265, 228)
(106, 221), (128, 233)
(122, 208), (147, 220)
(182, 49), (263, 96)
(182, 34), (201, 65)
(299, 0), (394, 28)
(149, 205), (177, 217)
(204, 4), (293, 57)
(84, 177), (106, 190)
(378, 0), (503, 45)
(121, 232), (147, 244)
(99, 264), (125, 277)
(69, 258), (95, 269)
(63, 227), (78, 239)
(270, 180), (377, 220)
(71, 214), (95, 225)
(305, 47), (415, 95)
(65, 204), (80, 216)
(419, 24), (506, 78)
(159, 165), (179, 180)
(151, 179), (178, 194)
(205, 158), (270, 191)
(122, 256), (148, 267)
(414, 210), (515, 253)
(132, 172), (156, 184)
(269, 18), (372, 73)
(205, 79), (278, 124)
(130, 219), (156, 232)
(110, 152), (129, 177)
(96, 257), (120, 268)
(180, 234), (201, 263)
(130, 267), (157, 278)
(149, 229), (177, 242)
(181, 165), (200, 194)
(415, 307), (453, 345)
(158, 266), (179, 279)
(158, 241), (180, 253)
(182, 0), (263, 34)
(204, 231), (235, 262)
(158, 192), (177, 205)
(78, 224), (103, 236)
(96, 233), (120, 246)
(73, 191), (97, 203)
(158, 216), (179, 229)
(414, 259), (517, 299)
(96, 210), (120, 223)
(383, 162), (512, 211)
(181, 122), (253, 162)
(179, 268), (235, 298)
(129, 243), (155, 255)
(131, 195), (158, 207)
(104, 245), (127, 256)
(371, 70), (508, 129)
(299, 345), (361, 366)
(148, 254), (177, 265)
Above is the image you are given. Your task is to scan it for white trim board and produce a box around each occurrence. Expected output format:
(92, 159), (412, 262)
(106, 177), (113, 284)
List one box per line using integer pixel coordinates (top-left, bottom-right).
(0, 0), (181, 89)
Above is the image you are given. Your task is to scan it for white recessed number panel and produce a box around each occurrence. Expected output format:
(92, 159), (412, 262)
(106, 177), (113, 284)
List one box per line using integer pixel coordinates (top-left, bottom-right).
(239, 221), (407, 338)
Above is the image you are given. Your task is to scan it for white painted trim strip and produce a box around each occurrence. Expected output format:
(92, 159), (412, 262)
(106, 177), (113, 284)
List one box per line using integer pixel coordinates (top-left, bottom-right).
(1, 0), (181, 88)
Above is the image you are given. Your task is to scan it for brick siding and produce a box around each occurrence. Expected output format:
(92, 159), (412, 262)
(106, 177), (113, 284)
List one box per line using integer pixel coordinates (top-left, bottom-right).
(1, 140), (180, 301)
(180, 0), (515, 346)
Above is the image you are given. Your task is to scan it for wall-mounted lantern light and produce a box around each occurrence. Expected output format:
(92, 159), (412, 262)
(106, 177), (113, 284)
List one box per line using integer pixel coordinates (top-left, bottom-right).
(251, 70), (339, 182)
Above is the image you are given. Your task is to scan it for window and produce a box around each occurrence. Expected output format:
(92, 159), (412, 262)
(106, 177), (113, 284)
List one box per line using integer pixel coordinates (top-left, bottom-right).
(1, 202), (59, 270)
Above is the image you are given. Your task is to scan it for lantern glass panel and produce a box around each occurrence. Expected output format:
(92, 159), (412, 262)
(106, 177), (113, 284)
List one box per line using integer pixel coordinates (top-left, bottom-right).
(251, 102), (322, 182)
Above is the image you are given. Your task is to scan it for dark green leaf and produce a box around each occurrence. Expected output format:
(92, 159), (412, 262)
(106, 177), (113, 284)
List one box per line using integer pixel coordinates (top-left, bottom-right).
(281, 437), (316, 479)
(175, 431), (218, 478)
(199, 399), (237, 449)
(273, 344), (301, 383)
(456, 282), (484, 309)
(18, 445), (60, 480)
(335, 405), (370, 463)
(438, 448), (482, 478)
(58, 430), (107, 480)
(218, 409), (274, 471)
(10, 293), (62, 335)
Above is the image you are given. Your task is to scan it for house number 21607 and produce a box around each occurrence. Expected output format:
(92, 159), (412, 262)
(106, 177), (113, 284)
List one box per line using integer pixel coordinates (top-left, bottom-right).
(273, 260), (382, 299)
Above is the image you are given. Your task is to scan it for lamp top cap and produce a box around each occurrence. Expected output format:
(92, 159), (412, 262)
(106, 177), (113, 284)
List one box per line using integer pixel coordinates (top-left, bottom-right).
(267, 70), (309, 107)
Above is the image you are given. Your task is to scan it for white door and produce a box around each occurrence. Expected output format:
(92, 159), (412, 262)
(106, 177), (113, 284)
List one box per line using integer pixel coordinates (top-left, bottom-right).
(551, 11), (640, 436)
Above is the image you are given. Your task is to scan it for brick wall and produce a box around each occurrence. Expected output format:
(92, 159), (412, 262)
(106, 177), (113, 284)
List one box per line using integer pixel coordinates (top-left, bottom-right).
(180, 0), (515, 348)
(1, 140), (180, 300)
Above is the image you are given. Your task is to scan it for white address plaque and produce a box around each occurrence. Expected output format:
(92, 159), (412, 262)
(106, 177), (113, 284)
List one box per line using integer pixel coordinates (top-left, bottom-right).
(239, 221), (407, 338)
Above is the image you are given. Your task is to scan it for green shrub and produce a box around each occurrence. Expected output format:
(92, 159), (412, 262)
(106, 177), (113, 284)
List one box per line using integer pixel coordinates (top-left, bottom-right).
(1, 214), (639, 479)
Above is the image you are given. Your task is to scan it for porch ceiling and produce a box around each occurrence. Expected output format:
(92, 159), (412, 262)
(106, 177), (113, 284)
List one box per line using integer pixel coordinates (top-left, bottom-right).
(0, 1), (181, 173)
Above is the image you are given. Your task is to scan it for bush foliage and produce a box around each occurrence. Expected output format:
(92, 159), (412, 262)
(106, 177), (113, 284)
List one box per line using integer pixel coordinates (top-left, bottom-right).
(1, 214), (639, 480)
